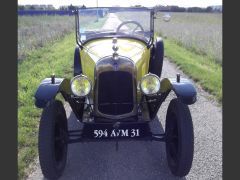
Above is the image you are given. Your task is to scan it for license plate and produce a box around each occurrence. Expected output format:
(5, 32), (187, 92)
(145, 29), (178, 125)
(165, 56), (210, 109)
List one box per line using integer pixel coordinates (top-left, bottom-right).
(82, 122), (151, 139)
(93, 128), (140, 138)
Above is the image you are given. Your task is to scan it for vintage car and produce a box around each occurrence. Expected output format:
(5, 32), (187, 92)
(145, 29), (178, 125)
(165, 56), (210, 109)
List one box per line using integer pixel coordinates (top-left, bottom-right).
(34, 7), (197, 179)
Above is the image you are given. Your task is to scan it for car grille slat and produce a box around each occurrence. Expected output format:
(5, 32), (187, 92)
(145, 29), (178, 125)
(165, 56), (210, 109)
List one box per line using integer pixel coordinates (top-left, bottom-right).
(98, 71), (134, 115)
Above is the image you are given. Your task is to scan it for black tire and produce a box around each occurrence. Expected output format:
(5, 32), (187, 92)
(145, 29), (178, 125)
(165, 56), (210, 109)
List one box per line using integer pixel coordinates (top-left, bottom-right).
(165, 98), (194, 177)
(149, 37), (164, 78)
(74, 47), (82, 76)
(38, 100), (68, 179)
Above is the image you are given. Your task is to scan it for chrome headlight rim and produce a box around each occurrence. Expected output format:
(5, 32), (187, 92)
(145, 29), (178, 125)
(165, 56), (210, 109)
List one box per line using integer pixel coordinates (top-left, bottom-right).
(140, 73), (161, 96)
(70, 74), (92, 97)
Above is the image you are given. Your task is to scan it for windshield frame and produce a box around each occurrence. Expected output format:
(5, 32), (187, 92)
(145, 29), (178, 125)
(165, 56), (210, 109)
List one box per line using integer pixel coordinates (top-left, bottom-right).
(74, 7), (154, 48)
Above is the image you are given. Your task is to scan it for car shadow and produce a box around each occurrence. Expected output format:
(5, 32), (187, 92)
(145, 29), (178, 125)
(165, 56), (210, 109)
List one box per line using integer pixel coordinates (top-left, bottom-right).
(55, 111), (186, 180)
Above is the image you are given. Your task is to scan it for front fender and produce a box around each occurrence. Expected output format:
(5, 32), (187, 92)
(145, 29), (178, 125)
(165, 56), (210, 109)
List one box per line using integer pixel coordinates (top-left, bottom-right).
(146, 77), (197, 120)
(34, 78), (71, 108)
(160, 78), (197, 105)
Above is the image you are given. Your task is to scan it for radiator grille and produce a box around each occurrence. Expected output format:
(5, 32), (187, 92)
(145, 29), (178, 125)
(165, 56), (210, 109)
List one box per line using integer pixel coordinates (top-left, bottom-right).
(98, 71), (134, 115)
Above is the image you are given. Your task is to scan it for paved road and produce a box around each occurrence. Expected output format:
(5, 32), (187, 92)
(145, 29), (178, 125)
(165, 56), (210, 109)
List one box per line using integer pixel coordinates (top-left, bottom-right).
(101, 13), (128, 30)
(158, 60), (222, 180)
(27, 59), (222, 180)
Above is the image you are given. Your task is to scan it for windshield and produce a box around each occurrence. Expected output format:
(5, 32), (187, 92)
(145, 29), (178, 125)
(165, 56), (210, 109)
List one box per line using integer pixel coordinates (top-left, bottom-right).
(76, 7), (153, 44)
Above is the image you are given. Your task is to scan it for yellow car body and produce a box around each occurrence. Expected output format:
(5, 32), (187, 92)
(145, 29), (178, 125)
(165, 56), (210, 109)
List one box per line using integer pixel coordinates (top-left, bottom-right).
(80, 38), (150, 83)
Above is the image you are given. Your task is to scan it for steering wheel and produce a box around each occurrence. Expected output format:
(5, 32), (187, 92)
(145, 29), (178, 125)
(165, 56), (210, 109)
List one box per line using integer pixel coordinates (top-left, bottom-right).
(116, 20), (145, 35)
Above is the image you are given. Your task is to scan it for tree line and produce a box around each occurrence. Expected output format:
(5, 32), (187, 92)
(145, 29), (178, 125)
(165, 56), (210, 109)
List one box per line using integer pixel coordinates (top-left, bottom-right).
(18, 4), (85, 11)
(154, 5), (222, 13)
(18, 4), (222, 13)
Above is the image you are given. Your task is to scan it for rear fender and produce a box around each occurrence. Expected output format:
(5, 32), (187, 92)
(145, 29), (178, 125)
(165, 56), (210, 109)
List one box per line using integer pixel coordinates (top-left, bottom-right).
(34, 78), (71, 108)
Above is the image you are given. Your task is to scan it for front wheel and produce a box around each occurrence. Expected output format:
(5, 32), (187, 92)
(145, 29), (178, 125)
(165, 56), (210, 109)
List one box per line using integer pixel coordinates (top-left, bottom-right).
(165, 98), (194, 177)
(38, 100), (68, 179)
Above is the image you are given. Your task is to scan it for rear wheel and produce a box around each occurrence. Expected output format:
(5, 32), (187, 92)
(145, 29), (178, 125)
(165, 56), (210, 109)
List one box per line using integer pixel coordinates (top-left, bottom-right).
(149, 37), (164, 77)
(165, 98), (194, 177)
(38, 100), (68, 179)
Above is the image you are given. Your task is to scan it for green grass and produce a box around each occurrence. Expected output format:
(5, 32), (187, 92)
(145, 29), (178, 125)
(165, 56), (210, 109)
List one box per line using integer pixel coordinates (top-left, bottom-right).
(163, 38), (222, 102)
(18, 16), (75, 61)
(18, 15), (108, 179)
(155, 12), (222, 64)
(18, 33), (75, 179)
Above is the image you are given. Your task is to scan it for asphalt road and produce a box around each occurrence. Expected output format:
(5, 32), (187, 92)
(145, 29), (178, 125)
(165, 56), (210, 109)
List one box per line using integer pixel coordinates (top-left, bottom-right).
(101, 13), (128, 30)
(27, 59), (222, 180)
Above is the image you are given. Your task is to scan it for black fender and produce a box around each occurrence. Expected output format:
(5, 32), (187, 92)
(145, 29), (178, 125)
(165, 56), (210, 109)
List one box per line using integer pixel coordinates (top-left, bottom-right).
(74, 46), (82, 76)
(147, 77), (197, 120)
(160, 78), (197, 105)
(34, 78), (71, 108)
(149, 37), (164, 78)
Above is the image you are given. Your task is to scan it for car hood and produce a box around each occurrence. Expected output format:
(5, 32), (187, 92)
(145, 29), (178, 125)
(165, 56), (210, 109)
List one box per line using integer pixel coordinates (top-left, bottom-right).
(82, 38), (148, 63)
(80, 38), (150, 84)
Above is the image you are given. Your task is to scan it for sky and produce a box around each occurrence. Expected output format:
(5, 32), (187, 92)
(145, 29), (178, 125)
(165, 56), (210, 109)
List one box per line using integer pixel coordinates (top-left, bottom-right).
(18, 0), (222, 9)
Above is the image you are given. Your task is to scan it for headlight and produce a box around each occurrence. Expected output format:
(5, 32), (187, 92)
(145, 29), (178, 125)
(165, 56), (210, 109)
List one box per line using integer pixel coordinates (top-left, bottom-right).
(140, 73), (161, 95)
(70, 75), (92, 97)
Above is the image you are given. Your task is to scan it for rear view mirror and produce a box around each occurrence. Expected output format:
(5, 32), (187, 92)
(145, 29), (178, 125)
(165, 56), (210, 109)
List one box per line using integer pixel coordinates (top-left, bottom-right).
(163, 13), (171, 22)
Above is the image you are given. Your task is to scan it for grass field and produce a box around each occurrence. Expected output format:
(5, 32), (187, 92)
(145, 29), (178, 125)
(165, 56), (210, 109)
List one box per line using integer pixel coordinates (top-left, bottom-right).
(164, 38), (222, 101)
(18, 16), (76, 178)
(18, 15), (104, 61)
(155, 12), (222, 64)
(18, 15), (108, 179)
(18, 16), (75, 61)
(18, 33), (75, 179)
(18, 15), (76, 179)
(155, 12), (222, 102)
